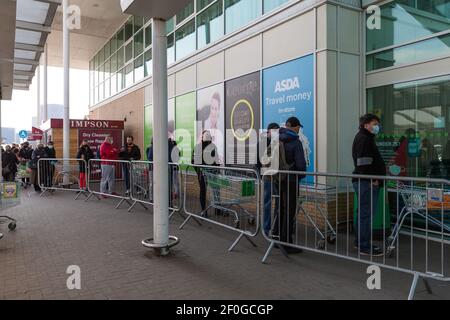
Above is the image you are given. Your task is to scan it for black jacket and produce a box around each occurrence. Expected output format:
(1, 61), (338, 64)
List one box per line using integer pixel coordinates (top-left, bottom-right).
(119, 144), (141, 161)
(77, 146), (94, 172)
(19, 147), (33, 160)
(45, 147), (56, 159)
(30, 148), (49, 169)
(2, 151), (19, 173)
(352, 128), (386, 180)
(147, 139), (180, 163)
(279, 128), (307, 176)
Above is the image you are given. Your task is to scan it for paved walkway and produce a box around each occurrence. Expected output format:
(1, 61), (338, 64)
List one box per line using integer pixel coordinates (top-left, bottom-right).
(0, 190), (449, 300)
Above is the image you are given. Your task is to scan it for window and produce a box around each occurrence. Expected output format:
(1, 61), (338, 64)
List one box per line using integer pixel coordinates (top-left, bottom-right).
(167, 33), (175, 65)
(111, 35), (118, 53)
(166, 17), (175, 34)
(197, 0), (224, 48)
(367, 33), (450, 71)
(134, 55), (144, 82)
(225, 0), (261, 34)
(117, 28), (125, 48)
(175, 19), (196, 60)
(111, 73), (117, 96)
(125, 17), (134, 41)
(98, 47), (105, 65)
(104, 40), (111, 59)
(104, 58), (111, 80)
(125, 63), (134, 87)
(367, 75), (450, 178)
(134, 16), (144, 30)
(134, 29), (144, 57)
(118, 68), (125, 90)
(111, 52), (118, 73)
(118, 47), (125, 69)
(197, 0), (216, 11)
(125, 41), (133, 62)
(263, 0), (288, 13)
(176, 1), (195, 25)
(144, 49), (152, 77)
(145, 24), (152, 48)
(99, 82), (104, 101)
(104, 77), (110, 99)
(366, 0), (450, 52)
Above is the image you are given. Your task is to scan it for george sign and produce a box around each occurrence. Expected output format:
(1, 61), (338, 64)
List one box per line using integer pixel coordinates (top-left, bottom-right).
(19, 130), (28, 139)
(262, 54), (315, 174)
(225, 71), (261, 166)
(32, 127), (44, 135)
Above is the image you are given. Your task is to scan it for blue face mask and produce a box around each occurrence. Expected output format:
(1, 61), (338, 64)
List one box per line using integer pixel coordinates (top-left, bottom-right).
(372, 125), (380, 135)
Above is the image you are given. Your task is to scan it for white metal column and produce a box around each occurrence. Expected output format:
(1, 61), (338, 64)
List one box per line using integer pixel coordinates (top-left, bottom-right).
(62, 0), (70, 159)
(43, 43), (48, 124)
(152, 18), (170, 255)
(0, 100), (2, 183)
(36, 66), (40, 126)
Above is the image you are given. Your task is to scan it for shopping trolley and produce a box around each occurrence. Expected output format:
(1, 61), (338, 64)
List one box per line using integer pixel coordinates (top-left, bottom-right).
(297, 183), (337, 249)
(201, 168), (257, 228)
(15, 163), (31, 189)
(386, 182), (450, 257)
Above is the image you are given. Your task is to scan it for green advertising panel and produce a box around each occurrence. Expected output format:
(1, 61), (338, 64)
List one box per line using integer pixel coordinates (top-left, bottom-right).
(175, 92), (197, 166)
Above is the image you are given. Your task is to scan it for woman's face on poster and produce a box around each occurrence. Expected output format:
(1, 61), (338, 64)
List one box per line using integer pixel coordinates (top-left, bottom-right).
(209, 96), (220, 128)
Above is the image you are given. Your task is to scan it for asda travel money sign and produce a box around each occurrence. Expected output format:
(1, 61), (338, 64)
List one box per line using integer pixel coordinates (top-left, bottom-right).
(263, 54), (315, 173)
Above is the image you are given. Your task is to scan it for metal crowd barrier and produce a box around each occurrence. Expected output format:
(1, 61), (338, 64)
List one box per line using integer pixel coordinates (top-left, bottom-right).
(129, 161), (183, 217)
(261, 170), (450, 300)
(86, 159), (133, 209)
(37, 158), (89, 199)
(181, 164), (260, 252)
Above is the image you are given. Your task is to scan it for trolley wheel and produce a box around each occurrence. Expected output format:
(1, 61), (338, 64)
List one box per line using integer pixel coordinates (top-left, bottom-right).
(234, 220), (240, 229)
(8, 222), (16, 231)
(317, 239), (325, 250)
(385, 245), (395, 258)
(326, 234), (336, 244)
(248, 217), (255, 226)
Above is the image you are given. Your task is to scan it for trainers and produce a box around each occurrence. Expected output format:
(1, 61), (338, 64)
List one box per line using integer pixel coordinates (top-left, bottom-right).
(360, 246), (384, 257)
(0, 233), (3, 240)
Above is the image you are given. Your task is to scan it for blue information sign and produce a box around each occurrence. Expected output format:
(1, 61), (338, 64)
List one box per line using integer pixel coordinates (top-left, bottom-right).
(19, 130), (28, 139)
(262, 54), (315, 174)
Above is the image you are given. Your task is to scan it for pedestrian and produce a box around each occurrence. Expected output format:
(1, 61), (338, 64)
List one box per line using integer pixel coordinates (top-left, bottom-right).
(30, 144), (48, 192)
(273, 117), (306, 254)
(118, 136), (141, 195)
(192, 130), (220, 217)
(2, 145), (19, 182)
(100, 135), (118, 197)
(18, 142), (33, 187)
(352, 114), (386, 257)
(259, 123), (281, 236)
(44, 141), (56, 189)
(77, 140), (94, 191)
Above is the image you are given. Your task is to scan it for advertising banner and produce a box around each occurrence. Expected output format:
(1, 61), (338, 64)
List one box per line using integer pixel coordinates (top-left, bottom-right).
(225, 72), (260, 166)
(197, 83), (225, 165)
(176, 93), (197, 165)
(262, 54), (315, 173)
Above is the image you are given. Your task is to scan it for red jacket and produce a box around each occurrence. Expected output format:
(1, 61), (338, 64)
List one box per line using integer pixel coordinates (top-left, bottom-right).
(100, 142), (118, 162)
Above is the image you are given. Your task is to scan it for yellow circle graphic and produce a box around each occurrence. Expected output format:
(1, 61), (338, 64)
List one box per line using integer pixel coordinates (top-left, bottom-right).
(230, 99), (254, 142)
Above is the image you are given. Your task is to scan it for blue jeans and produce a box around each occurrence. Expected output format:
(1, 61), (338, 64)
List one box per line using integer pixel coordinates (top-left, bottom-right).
(353, 181), (379, 251)
(122, 164), (130, 191)
(263, 179), (279, 236)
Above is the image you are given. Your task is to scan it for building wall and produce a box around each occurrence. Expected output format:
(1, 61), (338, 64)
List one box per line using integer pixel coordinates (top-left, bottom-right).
(90, 0), (364, 173)
(89, 87), (144, 150)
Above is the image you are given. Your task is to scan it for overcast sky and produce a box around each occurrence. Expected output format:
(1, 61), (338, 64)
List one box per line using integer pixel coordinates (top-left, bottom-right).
(1, 66), (90, 132)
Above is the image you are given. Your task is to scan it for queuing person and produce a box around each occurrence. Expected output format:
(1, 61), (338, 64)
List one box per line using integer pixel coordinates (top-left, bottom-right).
(119, 136), (141, 195)
(192, 130), (220, 216)
(77, 140), (94, 191)
(352, 114), (386, 257)
(2, 145), (19, 182)
(43, 141), (56, 189)
(273, 117), (306, 254)
(147, 137), (180, 205)
(30, 144), (48, 192)
(259, 123), (281, 236)
(18, 142), (33, 187)
(100, 135), (119, 197)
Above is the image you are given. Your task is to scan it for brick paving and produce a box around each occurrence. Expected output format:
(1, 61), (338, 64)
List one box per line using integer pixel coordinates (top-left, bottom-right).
(0, 190), (449, 300)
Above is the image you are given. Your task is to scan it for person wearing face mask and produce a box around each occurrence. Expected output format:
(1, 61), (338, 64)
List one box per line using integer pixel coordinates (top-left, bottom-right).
(30, 144), (49, 192)
(43, 142), (57, 190)
(352, 114), (386, 257)
(119, 136), (141, 195)
(77, 140), (94, 191)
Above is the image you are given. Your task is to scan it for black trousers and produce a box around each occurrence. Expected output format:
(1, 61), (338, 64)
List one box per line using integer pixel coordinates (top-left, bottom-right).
(274, 175), (298, 244)
(198, 172), (207, 211)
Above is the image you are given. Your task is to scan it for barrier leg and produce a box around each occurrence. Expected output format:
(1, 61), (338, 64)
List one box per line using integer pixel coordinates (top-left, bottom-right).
(127, 201), (138, 213)
(85, 192), (100, 202)
(40, 189), (49, 197)
(74, 191), (88, 201)
(423, 278), (433, 295)
(228, 233), (244, 252)
(408, 273), (420, 300)
(115, 198), (132, 210)
(262, 241), (275, 264)
(179, 215), (193, 230)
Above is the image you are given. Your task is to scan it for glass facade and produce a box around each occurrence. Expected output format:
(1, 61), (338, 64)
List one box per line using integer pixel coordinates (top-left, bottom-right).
(367, 75), (450, 178)
(89, 0), (292, 106)
(366, 0), (450, 71)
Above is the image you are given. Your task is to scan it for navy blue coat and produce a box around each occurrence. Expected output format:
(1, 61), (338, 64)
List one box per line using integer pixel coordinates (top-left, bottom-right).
(279, 128), (307, 176)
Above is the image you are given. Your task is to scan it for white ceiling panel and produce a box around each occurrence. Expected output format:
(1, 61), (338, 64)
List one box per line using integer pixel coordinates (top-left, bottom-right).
(16, 29), (43, 45)
(16, 0), (50, 24)
(14, 49), (36, 60)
